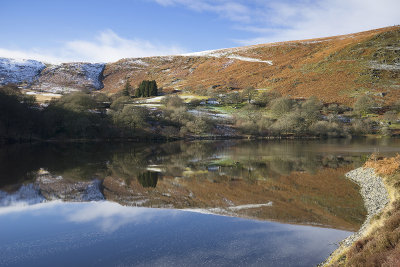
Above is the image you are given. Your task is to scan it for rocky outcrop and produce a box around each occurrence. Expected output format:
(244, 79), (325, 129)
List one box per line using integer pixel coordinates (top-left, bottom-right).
(0, 173), (104, 206)
(32, 62), (105, 93)
(0, 58), (46, 85)
(35, 170), (104, 201)
(0, 58), (105, 93)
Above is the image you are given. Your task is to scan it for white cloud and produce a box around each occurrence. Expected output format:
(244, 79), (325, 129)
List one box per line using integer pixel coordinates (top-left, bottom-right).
(1, 1), (398, 63)
(0, 29), (186, 64)
(238, 0), (400, 45)
(152, 0), (400, 45)
(0, 48), (68, 65)
(154, 0), (251, 22)
(65, 201), (176, 232)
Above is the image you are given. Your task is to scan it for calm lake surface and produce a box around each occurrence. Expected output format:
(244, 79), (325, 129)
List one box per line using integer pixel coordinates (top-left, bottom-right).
(1, 138), (400, 266)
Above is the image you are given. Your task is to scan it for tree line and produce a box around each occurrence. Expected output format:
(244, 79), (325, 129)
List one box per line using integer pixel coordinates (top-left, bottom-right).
(1, 82), (398, 143)
(123, 80), (158, 98)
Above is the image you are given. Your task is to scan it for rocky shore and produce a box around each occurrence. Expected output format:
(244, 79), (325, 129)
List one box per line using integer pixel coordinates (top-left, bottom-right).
(323, 167), (390, 265)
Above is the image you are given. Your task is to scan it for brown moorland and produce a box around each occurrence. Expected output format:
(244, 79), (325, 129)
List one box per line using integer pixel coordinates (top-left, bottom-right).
(102, 26), (400, 106)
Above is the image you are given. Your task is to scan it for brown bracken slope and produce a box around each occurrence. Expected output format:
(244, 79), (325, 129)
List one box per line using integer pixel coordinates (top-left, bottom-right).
(102, 26), (400, 105)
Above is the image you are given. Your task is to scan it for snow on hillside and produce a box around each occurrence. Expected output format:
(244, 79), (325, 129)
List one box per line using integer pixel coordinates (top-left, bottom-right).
(0, 58), (46, 85)
(227, 55), (273, 65)
(0, 58), (105, 92)
(0, 184), (45, 207)
(181, 49), (273, 65)
(80, 63), (105, 90)
(34, 62), (105, 93)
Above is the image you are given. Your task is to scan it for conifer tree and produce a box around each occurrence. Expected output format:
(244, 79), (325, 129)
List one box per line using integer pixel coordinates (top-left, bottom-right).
(136, 80), (158, 97)
(123, 80), (131, 96)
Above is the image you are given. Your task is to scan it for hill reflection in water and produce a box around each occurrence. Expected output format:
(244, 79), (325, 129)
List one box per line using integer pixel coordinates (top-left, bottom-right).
(1, 139), (400, 230)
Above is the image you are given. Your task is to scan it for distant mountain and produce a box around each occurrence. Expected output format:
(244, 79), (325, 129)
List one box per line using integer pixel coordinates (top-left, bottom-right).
(31, 62), (105, 93)
(0, 59), (105, 93)
(0, 58), (45, 85)
(1, 26), (399, 104)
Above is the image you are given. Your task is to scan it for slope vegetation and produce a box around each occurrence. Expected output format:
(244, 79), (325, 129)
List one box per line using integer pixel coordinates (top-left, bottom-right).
(0, 26), (398, 105)
(102, 26), (400, 105)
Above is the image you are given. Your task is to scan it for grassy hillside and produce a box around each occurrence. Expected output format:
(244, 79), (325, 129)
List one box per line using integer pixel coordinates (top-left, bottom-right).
(102, 26), (400, 105)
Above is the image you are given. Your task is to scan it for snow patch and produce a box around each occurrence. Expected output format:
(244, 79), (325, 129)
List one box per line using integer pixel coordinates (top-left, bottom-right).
(226, 55), (273, 65)
(129, 59), (149, 66)
(80, 63), (105, 89)
(369, 62), (400, 70)
(182, 49), (222, 57)
(181, 49), (273, 65)
(228, 202), (273, 211)
(82, 179), (104, 201)
(0, 57), (46, 85)
(0, 184), (45, 207)
(183, 202), (273, 216)
(33, 62), (105, 92)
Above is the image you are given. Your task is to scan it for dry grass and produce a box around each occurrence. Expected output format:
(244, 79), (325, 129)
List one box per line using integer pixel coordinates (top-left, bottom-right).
(365, 154), (400, 176)
(34, 93), (62, 103)
(102, 26), (400, 106)
(344, 208), (400, 267)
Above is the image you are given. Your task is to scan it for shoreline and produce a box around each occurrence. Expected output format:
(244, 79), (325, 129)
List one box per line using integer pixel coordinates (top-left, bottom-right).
(2, 135), (396, 146)
(323, 167), (390, 265)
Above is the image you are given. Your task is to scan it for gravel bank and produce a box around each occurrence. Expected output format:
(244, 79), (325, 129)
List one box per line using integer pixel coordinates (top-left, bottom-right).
(323, 167), (389, 265)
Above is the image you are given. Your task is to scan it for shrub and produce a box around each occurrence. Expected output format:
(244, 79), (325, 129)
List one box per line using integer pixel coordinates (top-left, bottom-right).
(241, 86), (257, 103)
(223, 92), (242, 105)
(350, 118), (374, 135)
(110, 96), (132, 111)
(380, 125), (392, 136)
(168, 107), (191, 125)
(257, 117), (274, 135)
(241, 104), (262, 123)
(270, 97), (292, 117)
(55, 92), (97, 112)
(113, 105), (148, 131)
(272, 112), (304, 135)
(353, 95), (376, 116)
(300, 96), (322, 123)
(93, 93), (110, 103)
(185, 116), (210, 135)
(309, 121), (343, 137)
(161, 95), (185, 109)
(253, 90), (281, 107)
(384, 110), (398, 123)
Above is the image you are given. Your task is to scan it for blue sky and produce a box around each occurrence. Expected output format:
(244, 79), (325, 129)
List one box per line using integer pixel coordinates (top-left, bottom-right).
(0, 0), (398, 63)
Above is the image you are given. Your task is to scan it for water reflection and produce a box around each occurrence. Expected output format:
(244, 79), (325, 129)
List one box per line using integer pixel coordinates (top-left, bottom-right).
(0, 201), (352, 267)
(1, 139), (400, 230)
(66, 201), (173, 232)
(137, 171), (159, 188)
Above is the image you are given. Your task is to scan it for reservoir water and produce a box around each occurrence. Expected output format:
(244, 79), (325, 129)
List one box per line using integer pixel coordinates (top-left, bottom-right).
(1, 138), (399, 266)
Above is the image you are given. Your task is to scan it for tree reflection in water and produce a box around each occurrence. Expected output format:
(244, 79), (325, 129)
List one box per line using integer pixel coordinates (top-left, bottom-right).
(1, 139), (400, 230)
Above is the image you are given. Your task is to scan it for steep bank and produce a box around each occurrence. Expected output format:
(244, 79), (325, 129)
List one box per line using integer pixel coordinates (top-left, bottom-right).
(324, 167), (389, 265)
(325, 155), (400, 266)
